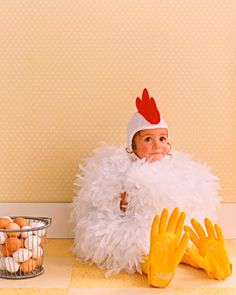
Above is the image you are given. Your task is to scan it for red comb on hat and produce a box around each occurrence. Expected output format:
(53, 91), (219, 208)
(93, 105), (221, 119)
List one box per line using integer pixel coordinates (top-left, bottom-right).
(127, 89), (168, 148)
(136, 88), (161, 124)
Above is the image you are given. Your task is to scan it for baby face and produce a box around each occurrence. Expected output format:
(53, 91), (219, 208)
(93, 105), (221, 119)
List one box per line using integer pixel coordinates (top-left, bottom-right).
(133, 128), (169, 162)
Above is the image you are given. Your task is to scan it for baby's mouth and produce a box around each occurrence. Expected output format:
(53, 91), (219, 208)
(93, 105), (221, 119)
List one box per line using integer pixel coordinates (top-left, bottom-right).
(147, 153), (164, 162)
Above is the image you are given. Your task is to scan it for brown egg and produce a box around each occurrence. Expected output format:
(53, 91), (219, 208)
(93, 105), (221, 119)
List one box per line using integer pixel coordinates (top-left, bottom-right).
(6, 237), (22, 251)
(0, 217), (11, 229)
(40, 237), (45, 248)
(19, 238), (25, 247)
(13, 217), (29, 228)
(34, 257), (43, 267)
(6, 222), (21, 237)
(1, 244), (13, 257)
(20, 259), (37, 273)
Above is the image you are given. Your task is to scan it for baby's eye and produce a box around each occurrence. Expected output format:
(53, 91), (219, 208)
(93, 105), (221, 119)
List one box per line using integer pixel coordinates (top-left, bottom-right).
(160, 136), (167, 141)
(144, 137), (152, 142)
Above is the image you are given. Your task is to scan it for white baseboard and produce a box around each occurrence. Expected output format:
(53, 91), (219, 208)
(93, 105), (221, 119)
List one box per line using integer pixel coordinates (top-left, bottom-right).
(0, 202), (236, 239)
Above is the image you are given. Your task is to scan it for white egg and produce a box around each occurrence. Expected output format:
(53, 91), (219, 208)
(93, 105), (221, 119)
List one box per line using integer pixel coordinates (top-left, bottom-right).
(31, 222), (46, 237)
(0, 232), (7, 244)
(34, 229), (46, 237)
(21, 226), (33, 238)
(30, 221), (44, 228)
(32, 246), (43, 259)
(24, 235), (41, 250)
(13, 248), (32, 263)
(0, 257), (6, 270)
(4, 257), (20, 273)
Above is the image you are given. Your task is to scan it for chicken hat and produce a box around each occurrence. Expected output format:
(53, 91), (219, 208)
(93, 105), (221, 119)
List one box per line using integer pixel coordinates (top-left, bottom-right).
(127, 88), (168, 149)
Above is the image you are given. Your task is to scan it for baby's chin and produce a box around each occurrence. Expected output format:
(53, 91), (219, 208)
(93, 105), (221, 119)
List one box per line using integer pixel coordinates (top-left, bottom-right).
(146, 154), (165, 162)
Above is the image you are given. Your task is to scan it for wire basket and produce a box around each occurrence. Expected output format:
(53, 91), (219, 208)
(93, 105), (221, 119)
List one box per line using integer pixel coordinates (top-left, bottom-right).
(0, 216), (52, 279)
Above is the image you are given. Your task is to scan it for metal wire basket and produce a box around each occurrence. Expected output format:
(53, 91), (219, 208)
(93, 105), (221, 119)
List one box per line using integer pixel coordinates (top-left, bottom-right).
(0, 216), (52, 279)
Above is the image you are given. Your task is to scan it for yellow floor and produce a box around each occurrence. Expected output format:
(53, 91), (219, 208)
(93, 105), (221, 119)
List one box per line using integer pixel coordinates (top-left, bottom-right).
(0, 239), (236, 294)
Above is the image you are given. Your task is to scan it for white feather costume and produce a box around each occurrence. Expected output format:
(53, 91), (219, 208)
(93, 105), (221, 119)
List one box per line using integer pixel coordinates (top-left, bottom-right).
(71, 145), (220, 277)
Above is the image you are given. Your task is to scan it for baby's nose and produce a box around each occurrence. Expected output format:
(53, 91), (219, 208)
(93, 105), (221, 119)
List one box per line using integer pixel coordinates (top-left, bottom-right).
(153, 139), (160, 148)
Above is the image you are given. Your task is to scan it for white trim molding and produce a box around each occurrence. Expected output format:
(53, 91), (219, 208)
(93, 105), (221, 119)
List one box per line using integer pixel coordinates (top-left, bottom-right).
(0, 202), (236, 239)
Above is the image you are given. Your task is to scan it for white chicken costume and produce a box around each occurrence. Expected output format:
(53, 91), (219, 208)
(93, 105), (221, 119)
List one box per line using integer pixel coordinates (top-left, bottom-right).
(71, 89), (220, 278)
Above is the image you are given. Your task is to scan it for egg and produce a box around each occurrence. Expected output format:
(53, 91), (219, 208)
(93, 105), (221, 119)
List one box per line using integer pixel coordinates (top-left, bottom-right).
(20, 226), (33, 239)
(5, 257), (20, 273)
(0, 232), (7, 244)
(13, 248), (32, 263)
(14, 217), (29, 228)
(32, 246), (43, 259)
(6, 237), (22, 251)
(20, 238), (25, 248)
(1, 216), (13, 222)
(0, 257), (6, 270)
(6, 222), (21, 237)
(34, 257), (43, 267)
(39, 236), (45, 248)
(0, 217), (11, 229)
(31, 222), (46, 237)
(24, 235), (41, 250)
(1, 244), (12, 257)
(20, 258), (37, 273)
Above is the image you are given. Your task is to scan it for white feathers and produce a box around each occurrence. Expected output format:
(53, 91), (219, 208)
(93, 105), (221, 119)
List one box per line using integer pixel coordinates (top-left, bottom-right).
(71, 145), (220, 276)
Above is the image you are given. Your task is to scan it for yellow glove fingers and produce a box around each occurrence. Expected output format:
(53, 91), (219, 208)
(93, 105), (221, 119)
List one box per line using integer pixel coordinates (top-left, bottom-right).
(191, 219), (207, 240)
(214, 223), (225, 242)
(167, 207), (180, 232)
(175, 211), (186, 238)
(159, 208), (169, 233)
(184, 219), (232, 280)
(184, 225), (200, 248)
(204, 218), (216, 239)
(150, 215), (160, 242)
(175, 232), (190, 264)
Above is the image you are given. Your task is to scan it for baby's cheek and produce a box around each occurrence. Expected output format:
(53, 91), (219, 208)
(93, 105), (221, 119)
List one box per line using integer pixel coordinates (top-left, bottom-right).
(162, 144), (169, 154)
(139, 149), (149, 158)
(136, 146), (150, 158)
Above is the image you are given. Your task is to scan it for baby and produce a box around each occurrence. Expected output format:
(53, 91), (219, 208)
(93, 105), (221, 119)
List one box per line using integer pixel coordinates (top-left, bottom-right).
(72, 89), (232, 287)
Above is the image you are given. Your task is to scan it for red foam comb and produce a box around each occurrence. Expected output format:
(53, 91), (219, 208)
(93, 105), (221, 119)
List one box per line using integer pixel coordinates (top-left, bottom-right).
(136, 88), (161, 124)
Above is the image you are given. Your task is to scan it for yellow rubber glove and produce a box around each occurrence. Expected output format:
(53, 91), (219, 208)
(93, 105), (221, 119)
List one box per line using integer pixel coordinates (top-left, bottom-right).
(148, 208), (190, 288)
(184, 218), (232, 280)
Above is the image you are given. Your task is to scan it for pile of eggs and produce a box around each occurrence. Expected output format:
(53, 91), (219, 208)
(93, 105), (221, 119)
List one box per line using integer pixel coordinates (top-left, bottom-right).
(0, 216), (45, 274)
